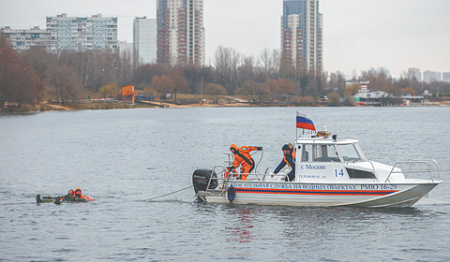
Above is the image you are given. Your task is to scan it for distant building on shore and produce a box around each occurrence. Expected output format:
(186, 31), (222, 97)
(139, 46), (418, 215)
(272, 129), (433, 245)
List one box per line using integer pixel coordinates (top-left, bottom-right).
(281, 0), (323, 72)
(46, 13), (118, 55)
(408, 68), (421, 82)
(0, 26), (49, 51)
(118, 41), (133, 58)
(442, 72), (450, 82)
(133, 17), (157, 65)
(423, 70), (441, 83)
(157, 0), (205, 66)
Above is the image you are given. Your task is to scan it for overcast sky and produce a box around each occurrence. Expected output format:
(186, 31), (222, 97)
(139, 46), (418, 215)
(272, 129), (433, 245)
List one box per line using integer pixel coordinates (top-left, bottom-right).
(1, 0), (449, 78)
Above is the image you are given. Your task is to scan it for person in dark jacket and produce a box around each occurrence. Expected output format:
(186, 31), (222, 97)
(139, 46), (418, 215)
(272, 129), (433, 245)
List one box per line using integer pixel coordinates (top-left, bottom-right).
(273, 144), (296, 181)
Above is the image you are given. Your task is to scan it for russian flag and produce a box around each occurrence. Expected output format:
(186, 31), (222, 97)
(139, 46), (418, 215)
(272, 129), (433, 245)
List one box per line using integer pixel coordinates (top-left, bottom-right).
(296, 112), (316, 131)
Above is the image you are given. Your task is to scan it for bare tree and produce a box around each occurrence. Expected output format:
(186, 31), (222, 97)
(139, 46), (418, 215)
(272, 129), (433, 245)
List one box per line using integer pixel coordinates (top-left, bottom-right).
(266, 78), (296, 96)
(168, 69), (190, 101)
(151, 75), (173, 96)
(182, 65), (215, 94)
(258, 48), (280, 80)
(134, 63), (169, 89)
(329, 71), (347, 95)
(237, 55), (256, 85)
(47, 62), (83, 103)
(236, 80), (270, 102)
(205, 83), (226, 102)
(0, 45), (42, 107)
(214, 46), (240, 94)
(116, 49), (134, 91)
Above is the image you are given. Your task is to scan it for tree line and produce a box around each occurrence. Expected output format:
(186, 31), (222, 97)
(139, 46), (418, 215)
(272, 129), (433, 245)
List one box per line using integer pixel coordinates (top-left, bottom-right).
(1, 34), (449, 109)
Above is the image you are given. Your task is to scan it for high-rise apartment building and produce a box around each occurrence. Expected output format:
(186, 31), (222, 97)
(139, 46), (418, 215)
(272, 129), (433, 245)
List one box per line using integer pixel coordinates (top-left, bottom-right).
(281, 0), (323, 72)
(0, 26), (49, 51)
(423, 71), (441, 83)
(46, 13), (118, 55)
(408, 68), (422, 82)
(443, 72), (450, 82)
(133, 17), (157, 64)
(157, 0), (205, 65)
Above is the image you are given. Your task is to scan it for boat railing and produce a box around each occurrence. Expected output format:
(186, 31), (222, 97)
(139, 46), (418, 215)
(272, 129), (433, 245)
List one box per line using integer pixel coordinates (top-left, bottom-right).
(260, 173), (289, 181)
(223, 170), (289, 182)
(224, 153), (234, 166)
(367, 161), (379, 178)
(209, 166), (289, 191)
(210, 165), (228, 195)
(384, 159), (441, 183)
(203, 153), (236, 195)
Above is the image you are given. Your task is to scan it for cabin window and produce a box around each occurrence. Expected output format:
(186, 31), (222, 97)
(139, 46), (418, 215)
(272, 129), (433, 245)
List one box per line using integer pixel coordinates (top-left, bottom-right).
(301, 144), (341, 162)
(301, 145), (310, 161)
(346, 168), (376, 179)
(337, 144), (361, 161)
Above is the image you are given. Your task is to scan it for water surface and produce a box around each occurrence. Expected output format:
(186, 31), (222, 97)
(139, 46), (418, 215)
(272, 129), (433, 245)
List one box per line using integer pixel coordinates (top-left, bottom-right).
(1, 107), (449, 261)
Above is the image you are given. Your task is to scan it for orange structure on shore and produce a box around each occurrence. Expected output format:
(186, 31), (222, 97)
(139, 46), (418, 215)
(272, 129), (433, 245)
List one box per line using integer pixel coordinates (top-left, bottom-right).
(121, 85), (138, 103)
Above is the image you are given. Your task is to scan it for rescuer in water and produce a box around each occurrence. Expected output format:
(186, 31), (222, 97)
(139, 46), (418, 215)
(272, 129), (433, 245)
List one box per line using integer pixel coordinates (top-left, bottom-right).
(228, 144), (262, 180)
(73, 188), (95, 201)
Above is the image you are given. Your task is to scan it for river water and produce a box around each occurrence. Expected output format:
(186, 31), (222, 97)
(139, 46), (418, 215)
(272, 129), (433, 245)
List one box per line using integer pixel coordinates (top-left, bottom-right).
(0, 107), (449, 261)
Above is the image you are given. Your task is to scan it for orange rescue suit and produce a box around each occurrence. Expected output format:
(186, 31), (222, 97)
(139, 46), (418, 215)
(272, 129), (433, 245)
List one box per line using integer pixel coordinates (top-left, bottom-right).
(74, 188), (94, 201)
(230, 145), (258, 180)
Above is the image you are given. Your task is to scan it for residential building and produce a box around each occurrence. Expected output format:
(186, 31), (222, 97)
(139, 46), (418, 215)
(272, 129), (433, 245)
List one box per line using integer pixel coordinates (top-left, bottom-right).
(118, 41), (133, 58)
(133, 17), (157, 64)
(281, 0), (323, 72)
(423, 70), (441, 83)
(408, 67), (421, 82)
(46, 13), (118, 55)
(442, 72), (450, 82)
(157, 0), (205, 66)
(0, 26), (49, 51)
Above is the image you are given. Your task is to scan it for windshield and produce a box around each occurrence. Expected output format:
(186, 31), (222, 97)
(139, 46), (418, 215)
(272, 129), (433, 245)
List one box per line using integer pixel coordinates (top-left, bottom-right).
(337, 144), (362, 161)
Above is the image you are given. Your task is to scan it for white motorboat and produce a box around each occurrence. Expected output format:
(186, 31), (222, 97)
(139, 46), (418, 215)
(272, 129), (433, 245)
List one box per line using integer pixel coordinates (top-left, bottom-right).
(192, 126), (442, 208)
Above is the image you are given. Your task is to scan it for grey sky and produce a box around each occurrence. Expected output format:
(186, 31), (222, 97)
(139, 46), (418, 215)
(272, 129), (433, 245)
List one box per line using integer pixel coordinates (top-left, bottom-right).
(1, 0), (449, 78)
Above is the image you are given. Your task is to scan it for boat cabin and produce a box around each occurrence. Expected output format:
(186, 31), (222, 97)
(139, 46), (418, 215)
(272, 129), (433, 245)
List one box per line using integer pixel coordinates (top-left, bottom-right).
(292, 130), (379, 182)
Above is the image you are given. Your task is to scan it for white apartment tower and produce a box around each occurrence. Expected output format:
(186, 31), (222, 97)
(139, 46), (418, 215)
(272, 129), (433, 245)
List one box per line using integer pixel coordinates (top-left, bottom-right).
(157, 0), (205, 65)
(133, 17), (157, 65)
(46, 14), (118, 54)
(282, 0), (323, 72)
(423, 71), (442, 83)
(408, 68), (422, 82)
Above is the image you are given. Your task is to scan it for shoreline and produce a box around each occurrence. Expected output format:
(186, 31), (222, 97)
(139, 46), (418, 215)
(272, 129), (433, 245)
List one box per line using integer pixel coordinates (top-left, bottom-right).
(1, 99), (449, 114)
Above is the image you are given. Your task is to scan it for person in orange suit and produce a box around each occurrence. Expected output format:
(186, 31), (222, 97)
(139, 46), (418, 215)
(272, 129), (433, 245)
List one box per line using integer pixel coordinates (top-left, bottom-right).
(228, 144), (262, 180)
(74, 188), (94, 201)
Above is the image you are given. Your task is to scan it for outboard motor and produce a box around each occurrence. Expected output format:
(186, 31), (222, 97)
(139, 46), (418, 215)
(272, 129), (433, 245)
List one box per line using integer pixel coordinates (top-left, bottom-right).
(192, 169), (218, 193)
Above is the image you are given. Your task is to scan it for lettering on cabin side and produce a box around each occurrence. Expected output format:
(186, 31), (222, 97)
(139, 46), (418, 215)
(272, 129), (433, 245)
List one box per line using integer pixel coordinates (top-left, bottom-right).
(300, 164), (326, 170)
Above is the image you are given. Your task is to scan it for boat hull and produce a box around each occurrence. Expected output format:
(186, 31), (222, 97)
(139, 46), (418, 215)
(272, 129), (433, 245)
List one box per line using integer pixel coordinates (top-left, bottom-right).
(197, 181), (441, 208)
